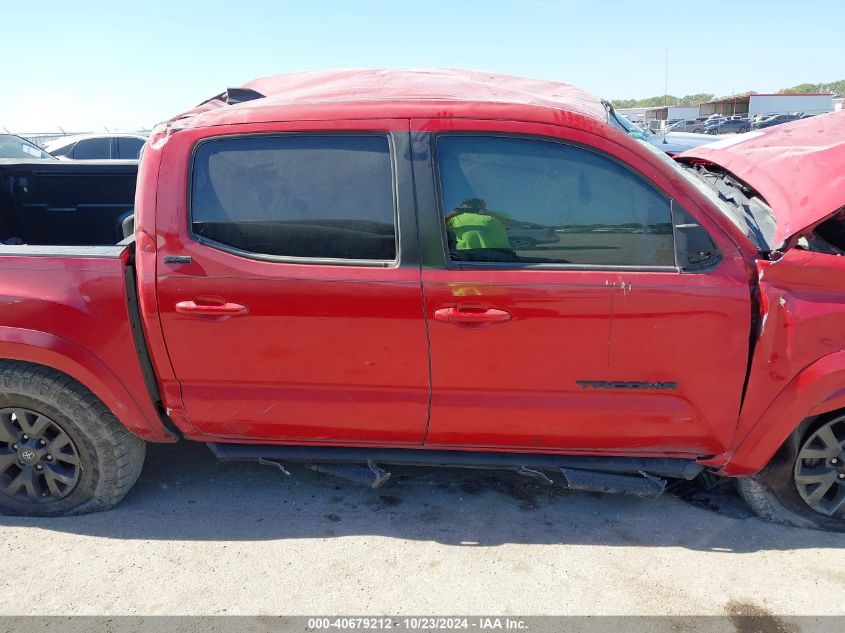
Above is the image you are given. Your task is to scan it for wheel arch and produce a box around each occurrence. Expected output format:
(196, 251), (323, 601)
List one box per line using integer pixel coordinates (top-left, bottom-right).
(0, 327), (176, 443)
(722, 350), (845, 475)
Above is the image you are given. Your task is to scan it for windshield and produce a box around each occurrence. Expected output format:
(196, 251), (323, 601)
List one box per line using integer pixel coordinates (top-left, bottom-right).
(0, 134), (55, 160)
(605, 107), (652, 139)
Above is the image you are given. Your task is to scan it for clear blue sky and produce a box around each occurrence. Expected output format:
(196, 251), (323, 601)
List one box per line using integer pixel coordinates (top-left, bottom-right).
(3, 0), (842, 132)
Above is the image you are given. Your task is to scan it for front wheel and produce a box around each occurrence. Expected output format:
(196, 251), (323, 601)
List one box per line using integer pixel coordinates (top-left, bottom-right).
(737, 414), (845, 531)
(0, 361), (146, 516)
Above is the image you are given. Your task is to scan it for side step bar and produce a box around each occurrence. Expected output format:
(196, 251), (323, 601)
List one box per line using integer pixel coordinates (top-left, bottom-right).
(207, 443), (703, 480)
(560, 468), (666, 497)
(308, 461), (392, 489)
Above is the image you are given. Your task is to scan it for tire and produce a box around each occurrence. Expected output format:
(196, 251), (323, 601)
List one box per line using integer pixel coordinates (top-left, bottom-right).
(0, 361), (146, 516)
(737, 414), (845, 532)
(739, 126), (749, 133)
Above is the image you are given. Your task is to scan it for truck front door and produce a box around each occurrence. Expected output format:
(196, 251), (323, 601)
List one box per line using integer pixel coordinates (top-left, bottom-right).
(412, 119), (751, 453)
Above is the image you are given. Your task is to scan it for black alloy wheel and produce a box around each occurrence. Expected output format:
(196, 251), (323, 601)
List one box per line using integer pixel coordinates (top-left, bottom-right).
(0, 407), (81, 503)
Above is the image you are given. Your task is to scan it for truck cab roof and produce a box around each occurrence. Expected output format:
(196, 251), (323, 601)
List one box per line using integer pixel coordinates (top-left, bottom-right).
(165, 68), (609, 129)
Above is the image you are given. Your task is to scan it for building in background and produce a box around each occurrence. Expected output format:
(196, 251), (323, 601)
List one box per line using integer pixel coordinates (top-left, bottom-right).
(615, 107), (650, 123)
(699, 93), (834, 118)
(642, 105), (699, 130)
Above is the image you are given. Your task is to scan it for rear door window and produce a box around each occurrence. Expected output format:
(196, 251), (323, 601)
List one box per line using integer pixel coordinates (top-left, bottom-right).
(435, 136), (675, 267)
(72, 137), (112, 159)
(116, 137), (145, 159)
(191, 135), (397, 261)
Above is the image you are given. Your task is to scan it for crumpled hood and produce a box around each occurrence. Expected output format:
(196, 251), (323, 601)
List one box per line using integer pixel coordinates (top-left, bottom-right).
(679, 111), (845, 248)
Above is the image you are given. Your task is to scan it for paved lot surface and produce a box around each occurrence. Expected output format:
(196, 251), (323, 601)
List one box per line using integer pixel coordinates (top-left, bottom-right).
(0, 442), (843, 617)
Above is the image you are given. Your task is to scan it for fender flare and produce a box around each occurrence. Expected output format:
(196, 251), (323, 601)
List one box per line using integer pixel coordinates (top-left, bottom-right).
(0, 327), (176, 443)
(722, 350), (845, 475)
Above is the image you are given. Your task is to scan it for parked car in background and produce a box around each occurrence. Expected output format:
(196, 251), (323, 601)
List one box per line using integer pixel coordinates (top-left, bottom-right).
(44, 133), (147, 160)
(646, 128), (727, 154)
(687, 118), (721, 133)
(705, 118), (751, 134)
(607, 110), (724, 155)
(0, 134), (55, 160)
(666, 119), (700, 132)
(751, 113), (801, 130)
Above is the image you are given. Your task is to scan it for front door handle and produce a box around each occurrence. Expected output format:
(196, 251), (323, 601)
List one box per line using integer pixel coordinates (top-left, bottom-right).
(175, 300), (248, 317)
(433, 307), (512, 325)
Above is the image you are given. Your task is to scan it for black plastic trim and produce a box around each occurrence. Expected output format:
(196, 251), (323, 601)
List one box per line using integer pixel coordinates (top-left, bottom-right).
(223, 87), (266, 105)
(123, 257), (181, 440)
(670, 199), (723, 273)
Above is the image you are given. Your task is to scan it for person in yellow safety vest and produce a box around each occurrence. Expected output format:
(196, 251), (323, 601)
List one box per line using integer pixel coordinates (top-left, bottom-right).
(444, 197), (513, 251)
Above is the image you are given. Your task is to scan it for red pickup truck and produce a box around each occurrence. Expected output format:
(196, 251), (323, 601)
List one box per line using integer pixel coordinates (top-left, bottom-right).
(2, 70), (844, 531)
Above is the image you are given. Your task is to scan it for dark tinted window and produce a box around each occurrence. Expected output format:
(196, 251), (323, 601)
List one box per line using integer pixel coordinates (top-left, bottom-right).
(117, 137), (145, 159)
(673, 205), (721, 271)
(72, 137), (112, 159)
(436, 136), (674, 266)
(191, 135), (396, 261)
(49, 143), (73, 157)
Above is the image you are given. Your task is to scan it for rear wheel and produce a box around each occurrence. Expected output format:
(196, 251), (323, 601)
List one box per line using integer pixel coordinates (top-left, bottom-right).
(0, 361), (145, 516)
(738, 414), (845, 531)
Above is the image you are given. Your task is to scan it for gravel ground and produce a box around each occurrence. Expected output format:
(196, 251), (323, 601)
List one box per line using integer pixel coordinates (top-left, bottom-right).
(0, 441), (843, 618)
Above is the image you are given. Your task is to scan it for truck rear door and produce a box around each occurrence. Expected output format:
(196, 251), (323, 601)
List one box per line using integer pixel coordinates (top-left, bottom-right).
(154, 121), (430, 443)
(412, 118), (751, 454)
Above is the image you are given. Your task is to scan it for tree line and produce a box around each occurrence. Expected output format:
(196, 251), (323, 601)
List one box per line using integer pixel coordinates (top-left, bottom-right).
(611, 80), (844, 109)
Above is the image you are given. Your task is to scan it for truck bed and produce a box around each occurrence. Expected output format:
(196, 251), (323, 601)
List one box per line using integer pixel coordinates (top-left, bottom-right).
(0, 159), (137, 246)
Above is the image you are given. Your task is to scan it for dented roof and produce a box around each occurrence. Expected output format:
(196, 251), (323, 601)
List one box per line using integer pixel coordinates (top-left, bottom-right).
(170, 68), (608, 126)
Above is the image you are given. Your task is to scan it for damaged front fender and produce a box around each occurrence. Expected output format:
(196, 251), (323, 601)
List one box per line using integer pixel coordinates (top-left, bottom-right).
(722, 248), (845, 475)
(725, 350), (845, 475)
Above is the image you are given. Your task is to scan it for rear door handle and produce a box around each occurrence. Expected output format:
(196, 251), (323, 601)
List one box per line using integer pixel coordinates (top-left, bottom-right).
(175, 300), (248, 317)
(433, 307), (512, 325)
